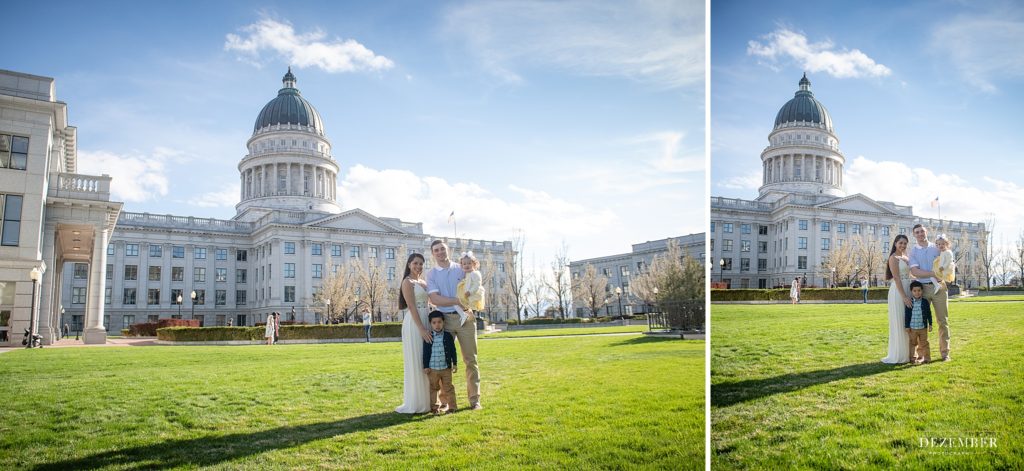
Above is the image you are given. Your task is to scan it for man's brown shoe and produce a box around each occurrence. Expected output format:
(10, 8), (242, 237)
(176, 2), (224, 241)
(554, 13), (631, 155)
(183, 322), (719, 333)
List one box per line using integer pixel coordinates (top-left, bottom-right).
(470, 403), (483, 410)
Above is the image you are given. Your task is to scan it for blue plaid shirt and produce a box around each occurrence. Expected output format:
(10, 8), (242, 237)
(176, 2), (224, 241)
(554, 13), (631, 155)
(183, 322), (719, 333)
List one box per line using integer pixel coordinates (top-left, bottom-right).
(910, 299), (926, 330)
(428, 330), (448, 370)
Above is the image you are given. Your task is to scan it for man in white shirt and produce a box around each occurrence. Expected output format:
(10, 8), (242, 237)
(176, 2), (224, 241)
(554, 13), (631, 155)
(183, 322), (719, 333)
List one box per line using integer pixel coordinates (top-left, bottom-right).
(908, 224), (950, 361)
(427, 239), (482, 410)
(362, 308), (372, 343)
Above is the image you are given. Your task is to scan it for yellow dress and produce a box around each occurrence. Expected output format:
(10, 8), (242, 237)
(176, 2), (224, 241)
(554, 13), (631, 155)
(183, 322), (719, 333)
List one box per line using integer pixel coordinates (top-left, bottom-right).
(933, 251), (955, 283)
(457, 271), (486, 311)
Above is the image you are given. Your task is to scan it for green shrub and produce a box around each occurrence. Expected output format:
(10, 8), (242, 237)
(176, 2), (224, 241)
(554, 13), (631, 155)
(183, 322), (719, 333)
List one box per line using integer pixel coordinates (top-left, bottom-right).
(156, 323), (403, 342)
(121, 329), (130, 336)
(521, 317), (585, 325)
(128, 319), (200, 337)
(711, 288), (889, 302)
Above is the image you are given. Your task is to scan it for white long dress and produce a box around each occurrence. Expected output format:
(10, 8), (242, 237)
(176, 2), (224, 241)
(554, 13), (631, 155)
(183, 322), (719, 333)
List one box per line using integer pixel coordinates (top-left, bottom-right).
(881, 258), (911, 364)
(395, 282), (431, 414)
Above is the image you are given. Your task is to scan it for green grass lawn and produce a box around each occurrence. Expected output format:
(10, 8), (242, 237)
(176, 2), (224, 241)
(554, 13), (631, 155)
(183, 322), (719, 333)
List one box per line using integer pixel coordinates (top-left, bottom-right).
(712, 302), (1023, 470)
(0, 334), (703, 470)
(955, 294), (1024, 302)
(481, 325), (648, 338)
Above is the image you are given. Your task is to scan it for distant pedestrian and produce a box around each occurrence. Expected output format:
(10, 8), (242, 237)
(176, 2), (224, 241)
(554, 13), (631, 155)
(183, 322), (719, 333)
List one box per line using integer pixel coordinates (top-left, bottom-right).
(363, 307), (372, 342)
(790, 277), (801, 304)
(227, 318), (233, 327)
(861, 276), (869, 303)
(63, 323), (70, 339)
(264, 313), (276, 346)
(273, 312), (281, 344)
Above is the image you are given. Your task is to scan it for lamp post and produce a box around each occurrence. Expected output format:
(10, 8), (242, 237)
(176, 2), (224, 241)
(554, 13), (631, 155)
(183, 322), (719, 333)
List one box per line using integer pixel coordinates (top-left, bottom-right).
(27, 267), (41, 348)
(614, 286), (623, 319)
(831, 267), (836, 289)
(177, 293), (183, 318)
(190, 290), (197, 319)
(325, 298), (331, 324)
(60, 308), (65, 339)
(718, 258), (726, 285)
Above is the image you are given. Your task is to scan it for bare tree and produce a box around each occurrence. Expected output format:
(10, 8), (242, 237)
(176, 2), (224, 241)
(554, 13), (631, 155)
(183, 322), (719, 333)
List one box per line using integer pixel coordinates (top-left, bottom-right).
(573, 264), (608, 318)
(979, 219), (997, 289)
(852, 233), (887, 286)
(315, 261), (359, 323)
(822, 238), (858, 287)
(504, 231), (526, 323)
(542, 242), (571, 319)
(523, 272), (548, 319)
(1012, 231), (1024, 288)
(354, 258), (390, 322)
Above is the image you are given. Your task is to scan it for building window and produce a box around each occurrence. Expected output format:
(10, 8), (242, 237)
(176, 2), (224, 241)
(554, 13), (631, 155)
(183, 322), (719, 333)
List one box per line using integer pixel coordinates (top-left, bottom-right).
(172, 246), (185, 258)
(312, 243), (322, 256)
(149, 245), (162, 257)
(148, 266), (161, 281)
(147, 289), (160, 305)
(387, 267), (395, 281)
(72, 287), (86, 304)
(758, 259), (768, 271)
(821, 221), (831, 232)
(710, 222), (716, 233)
(741, 224), (751, 234)
(710, 239), (714, 251)
(498, 262), (506, 273)
(722, 239), (733, 251)
(216, 290), (227, 306)
(758, 225), (768, 235)
(798, 220), (808, 230)
(837, 223), (846, 233)
(852, 224), (861, 235)
(237, 269), (247, 283)
(195, 247), (207, 259)
(721, 258), (733, 271)
(350, 246), (360, 258)
(1, 194), (25, 246)
(881, 226), (891, 237)
(284, 242), (295, 254)
(171, 289), (183, 304)
(125, 244), (139, 256)
(0, 134), (29, 170)
(331, 244), (342, 257)
(723, 223), (733, 233)
(236, 290), (247, 305)
(216, 248), (228, 260)
(124, 265), (138, 281)
(106, 264), (114, 280)
(798, 237), (808, 250)
(385, 247), (396, 259)
(284, 286), (296, 302)
(822, 238), (831, 250)
(758, 241), (768, 253)
(312, 264), (323, 279)
(171, 267), (184, 282)
(216, 268), (227, 282)
(105, 287), (112, 304)
(72, 263), (88, 279)
(193, 267), (206, 282)
(123, 314), (135, 327)
(236, 249), (247, 261)
(798, 256), (808, 270)
(369, 247), (378, 258)
(123, 288), (137, 305)
(740, 258), (750, 272)
(284, 263), (295, 278)
(108, 244), (115, 256)
(194, 290), (205, 305)
(741, 240), (751, 252)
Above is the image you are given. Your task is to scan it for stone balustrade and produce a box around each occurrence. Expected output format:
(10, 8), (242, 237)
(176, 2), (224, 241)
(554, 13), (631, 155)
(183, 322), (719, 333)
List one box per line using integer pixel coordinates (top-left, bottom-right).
(48, 172), (112, 201)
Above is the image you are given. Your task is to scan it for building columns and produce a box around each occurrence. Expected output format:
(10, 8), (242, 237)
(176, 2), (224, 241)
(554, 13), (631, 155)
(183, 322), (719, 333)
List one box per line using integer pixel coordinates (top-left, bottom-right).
(83, 228), (109, 344)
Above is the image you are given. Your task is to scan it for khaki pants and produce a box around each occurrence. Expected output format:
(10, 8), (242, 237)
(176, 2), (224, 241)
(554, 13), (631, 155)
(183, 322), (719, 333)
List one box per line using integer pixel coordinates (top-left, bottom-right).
(427, 368), (457, 412)
(922, 283), (950, 357)
(908, 328), (931, 362)
(442, 311), (480, 405)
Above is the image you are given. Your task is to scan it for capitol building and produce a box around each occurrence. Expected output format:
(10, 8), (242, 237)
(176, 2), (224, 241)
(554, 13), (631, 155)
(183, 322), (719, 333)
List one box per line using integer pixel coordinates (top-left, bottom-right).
(0, 68), (511, 346)
(711, 75), (986, 290)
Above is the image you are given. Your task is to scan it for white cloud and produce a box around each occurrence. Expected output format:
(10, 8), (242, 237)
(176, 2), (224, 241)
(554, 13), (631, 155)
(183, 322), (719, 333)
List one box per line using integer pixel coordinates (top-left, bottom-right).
(76, 149), (174, 203)
(337, 165), (615, 246)
(844, 155), (1024, 240)
(225, 17), (394, 73)
(442, 0), (704, 89)
(188, 183), (241, 208)
(747, 28), (892, 79)
(931, 13), (1024, 93)
(717, 171), (762, 191)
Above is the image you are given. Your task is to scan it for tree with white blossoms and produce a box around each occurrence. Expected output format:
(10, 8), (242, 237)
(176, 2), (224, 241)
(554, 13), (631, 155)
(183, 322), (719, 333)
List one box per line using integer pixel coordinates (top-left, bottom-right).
(822, 238), (858, 287)
(641, 239), (703, 304)
(354, 257), (390, 322)
(542, 242), (572, 320)
(573, 263), (609, 318)
(314, 260), (359, 324)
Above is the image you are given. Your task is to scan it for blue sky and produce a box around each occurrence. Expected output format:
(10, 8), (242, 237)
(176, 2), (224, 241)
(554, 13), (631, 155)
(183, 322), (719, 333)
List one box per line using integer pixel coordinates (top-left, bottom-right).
(3, 0), (704, 266)
(712, 0), (1024, 248)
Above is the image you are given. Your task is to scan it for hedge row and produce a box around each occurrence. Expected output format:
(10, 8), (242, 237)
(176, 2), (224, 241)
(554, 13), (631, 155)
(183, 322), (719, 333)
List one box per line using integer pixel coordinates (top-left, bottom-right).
(156, 323), (403, 342)
(711, 287), (889, 302)
(127, 319), (200, 337)
(978, 286), (1024, 292)
(505, 315), (631, 325)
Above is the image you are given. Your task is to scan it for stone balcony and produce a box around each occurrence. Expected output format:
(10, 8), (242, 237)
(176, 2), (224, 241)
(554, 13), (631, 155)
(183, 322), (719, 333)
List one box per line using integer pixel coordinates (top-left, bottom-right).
(47, 172), (112, 201)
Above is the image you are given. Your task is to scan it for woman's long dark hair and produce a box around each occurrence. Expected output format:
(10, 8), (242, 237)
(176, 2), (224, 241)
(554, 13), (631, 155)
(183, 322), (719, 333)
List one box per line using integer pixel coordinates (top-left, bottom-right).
(398, 253), (426, 310)
(885, 234), (909, 280)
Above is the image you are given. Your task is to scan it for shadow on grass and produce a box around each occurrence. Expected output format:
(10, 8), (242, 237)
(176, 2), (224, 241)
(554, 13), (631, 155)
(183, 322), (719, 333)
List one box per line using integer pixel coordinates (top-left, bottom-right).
(609, 336), (681, 347)
(32, 412), (426, 470)
(712, 362), (902, 408)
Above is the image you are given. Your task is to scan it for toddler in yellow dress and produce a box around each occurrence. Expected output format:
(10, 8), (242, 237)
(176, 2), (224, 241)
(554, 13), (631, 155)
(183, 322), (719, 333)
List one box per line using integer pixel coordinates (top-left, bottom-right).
(456, 251), (485, 325)
(931, 234), (955, 294)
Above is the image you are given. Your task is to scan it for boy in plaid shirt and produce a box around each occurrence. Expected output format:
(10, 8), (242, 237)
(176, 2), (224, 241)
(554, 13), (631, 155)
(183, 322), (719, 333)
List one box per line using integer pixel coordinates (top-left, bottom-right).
(423, 312), (458, 414)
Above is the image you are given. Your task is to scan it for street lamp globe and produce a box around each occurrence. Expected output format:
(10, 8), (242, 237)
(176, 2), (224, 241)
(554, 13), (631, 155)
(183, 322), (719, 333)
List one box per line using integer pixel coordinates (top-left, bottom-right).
(177, 294), (183, 304)
(29, 267), (41, 282)
(614, 286), (622, 296)
(190, 290), (197, 300)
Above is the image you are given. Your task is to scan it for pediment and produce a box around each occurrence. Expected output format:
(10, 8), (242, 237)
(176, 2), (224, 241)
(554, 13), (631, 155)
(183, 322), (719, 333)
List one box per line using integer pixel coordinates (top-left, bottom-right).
(306, 209), (404, 233)
(816, 194), (899, 215)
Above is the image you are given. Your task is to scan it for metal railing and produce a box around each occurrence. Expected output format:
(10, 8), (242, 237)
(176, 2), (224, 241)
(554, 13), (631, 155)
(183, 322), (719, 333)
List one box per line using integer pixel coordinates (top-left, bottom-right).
(648, 300), (704, 333)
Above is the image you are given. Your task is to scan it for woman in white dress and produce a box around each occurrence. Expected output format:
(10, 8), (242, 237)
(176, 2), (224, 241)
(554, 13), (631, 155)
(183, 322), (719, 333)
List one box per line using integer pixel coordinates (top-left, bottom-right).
(789, 277), (801, 304)
(264, 312), (276, 346)
(882, 234), (912, 364)
(395, 253), (433, 414)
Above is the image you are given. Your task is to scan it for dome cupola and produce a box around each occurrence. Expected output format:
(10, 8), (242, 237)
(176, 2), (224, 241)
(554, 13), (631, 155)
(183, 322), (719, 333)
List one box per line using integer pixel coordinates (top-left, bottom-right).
(252, 67), (324, 134)
(773, 73), (833, 132)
